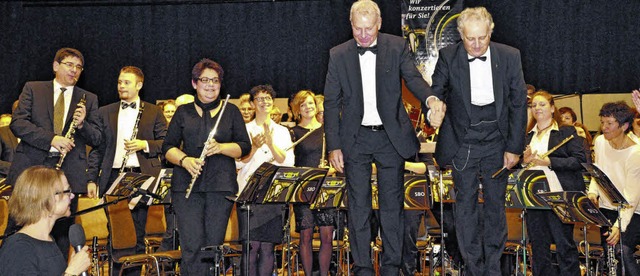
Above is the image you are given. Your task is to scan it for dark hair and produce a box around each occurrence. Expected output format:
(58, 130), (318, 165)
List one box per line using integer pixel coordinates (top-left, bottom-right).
(599, 101), (635, 134)
(120, 66), (144, 83)
(248, 84), (276, 101)
(54, 47), (84, 65)
(191, 58), (224, 83)
(558, 107), (577, 123)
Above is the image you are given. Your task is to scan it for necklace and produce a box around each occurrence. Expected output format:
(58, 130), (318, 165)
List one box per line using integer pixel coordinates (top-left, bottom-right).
(536, 122), (553, 136)
(609, 137), (629, 150)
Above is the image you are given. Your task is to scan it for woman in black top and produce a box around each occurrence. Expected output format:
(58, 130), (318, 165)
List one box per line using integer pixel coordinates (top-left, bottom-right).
(162, 59), (251, 275)
(0, 166), (90, 276)
(523, 91), (586, 276)
(290, 90), (335, 276)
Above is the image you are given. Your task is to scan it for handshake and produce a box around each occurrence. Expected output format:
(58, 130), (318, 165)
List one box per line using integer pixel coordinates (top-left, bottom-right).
(426, 97), (446, 128)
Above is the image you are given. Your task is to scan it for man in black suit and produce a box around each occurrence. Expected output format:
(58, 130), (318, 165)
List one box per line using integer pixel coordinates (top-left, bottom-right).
(8, 47), (102, 258)
(0, 101), (19, 179)
(87, 66), (167, 263)
(324, 1), (443, 275)
(429, 7), (527, 276)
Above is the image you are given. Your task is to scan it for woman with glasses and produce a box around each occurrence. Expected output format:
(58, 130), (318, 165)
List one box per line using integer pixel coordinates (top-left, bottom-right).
(523, 91), (587, 275)
(238, 93), (255, 123)
(0, 166), (90, 276)
(236, 84), (294, 276)
(162, 58), (251, 275)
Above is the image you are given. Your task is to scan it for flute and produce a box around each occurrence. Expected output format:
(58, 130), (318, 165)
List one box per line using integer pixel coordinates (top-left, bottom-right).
(319, 132), (327, 167)
(56, 94), (86, 170)
(521, 134), (574, 171)
(267, 126), (319, 163)
(185, 94), (231, 199)
(119, 103), (145, 174)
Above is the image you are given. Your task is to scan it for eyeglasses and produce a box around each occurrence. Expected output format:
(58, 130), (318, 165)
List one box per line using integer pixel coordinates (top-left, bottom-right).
(255, 96), (273, 103)
(240, 108), (254, 112)
(197, 77), (220, 84)
(55, 188), (73, 195)
(59, 62), (84, 71)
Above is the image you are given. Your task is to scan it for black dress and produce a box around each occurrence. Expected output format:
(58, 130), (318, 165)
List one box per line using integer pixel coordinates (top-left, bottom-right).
(291, 125), (336, 231)
(0, 233), (67, 275)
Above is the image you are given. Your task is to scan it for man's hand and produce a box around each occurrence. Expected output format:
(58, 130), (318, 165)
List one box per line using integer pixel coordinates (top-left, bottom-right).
(329, 149), (344, 173)
(86, 182), (98, 199)
(124, 139), (146, 152)
(73, 102), (87, 129)
(427, 97), (446, 128)
(51, 135), (75, 154)
(503, 152), (520, 169)
(605, 227), (620, 245)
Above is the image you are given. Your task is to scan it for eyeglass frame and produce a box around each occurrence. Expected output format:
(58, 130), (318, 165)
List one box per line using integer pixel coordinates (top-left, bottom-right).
(59, 61), (84, 71)
(254, 96), (273, 103)
(197, 77), (220, 84)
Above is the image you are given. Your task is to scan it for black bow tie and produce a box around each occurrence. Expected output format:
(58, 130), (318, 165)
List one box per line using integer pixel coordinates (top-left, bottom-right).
(121, 102), (136, 109)
(357, 45), (378, 56)
(468, 56), (487, 62)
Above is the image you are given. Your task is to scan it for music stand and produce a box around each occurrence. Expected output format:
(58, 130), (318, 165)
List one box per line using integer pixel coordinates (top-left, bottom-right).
(582, 163), (629, 275)
(537, 191), (611, 275)
(103, 172), (157, 210)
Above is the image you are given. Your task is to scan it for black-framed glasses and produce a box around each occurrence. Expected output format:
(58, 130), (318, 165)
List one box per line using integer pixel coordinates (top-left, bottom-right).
(55, 188), (73, 195)
(197, 77), (220, 84)
(60, 62), (84, 71)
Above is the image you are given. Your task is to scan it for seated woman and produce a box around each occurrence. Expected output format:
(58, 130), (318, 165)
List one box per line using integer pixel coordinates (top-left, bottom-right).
(0, 166), (90, 276)
(588, 101), (640, 275)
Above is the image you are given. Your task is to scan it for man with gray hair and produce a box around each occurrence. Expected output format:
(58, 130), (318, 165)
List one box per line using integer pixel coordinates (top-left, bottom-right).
(324, 0), (443, 275)
(429, 7), (527, 275)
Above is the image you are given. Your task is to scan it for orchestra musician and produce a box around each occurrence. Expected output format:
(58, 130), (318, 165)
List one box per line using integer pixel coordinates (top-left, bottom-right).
(289, 89), (335, 276)
(162, 59), (251, 275)
(523, 91), (586, 275)
(236, 84), (294, 276)
(588, 101), (640, 275)
(7, 47), (102, 260)
(86, 66), (168, 274)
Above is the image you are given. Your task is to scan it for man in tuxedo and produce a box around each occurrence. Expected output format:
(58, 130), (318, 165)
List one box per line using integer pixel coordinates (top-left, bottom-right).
(87, 66), (167, 263)
(8, 47), (102, 258)
(324, 1), (443, 275)
(429, 7), (527, 276)
(0, 101), (19, 178)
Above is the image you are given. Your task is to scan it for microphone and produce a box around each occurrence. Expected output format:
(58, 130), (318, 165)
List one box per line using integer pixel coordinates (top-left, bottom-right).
(129, 187), (162, 200)
(69, 224), (89, 276)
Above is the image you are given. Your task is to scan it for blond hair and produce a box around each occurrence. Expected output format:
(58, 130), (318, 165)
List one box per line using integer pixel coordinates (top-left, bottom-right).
(9, 166), (65, 226)
(457, 7), (494, 35)
(291, 90), (317, 122)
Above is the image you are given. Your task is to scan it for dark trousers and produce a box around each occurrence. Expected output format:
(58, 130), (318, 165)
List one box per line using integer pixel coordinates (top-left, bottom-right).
(173, 191), (233, 276)
(344, 127), (405, 276)
(600, 208), (640, 276)
(451, 141), (507, 276)
(402, 210), (423, 276)
(526, 209), (580, 276)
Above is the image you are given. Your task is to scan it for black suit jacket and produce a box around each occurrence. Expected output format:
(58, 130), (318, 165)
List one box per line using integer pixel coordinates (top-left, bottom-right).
(8, 81), (102, 192)
(524, 125), (588, 191)
(324, 33), (432, 159)
(431, 42), (528, 166)
(0, 126), (18, 178)
(88, 101), (167, 194)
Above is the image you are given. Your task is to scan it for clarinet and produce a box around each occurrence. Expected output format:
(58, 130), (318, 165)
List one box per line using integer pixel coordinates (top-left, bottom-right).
(56, 94), (86, 170)
(185, 95), (231, 199)
(607, 239), (618, 276)
(91, 236), (100, 276)
(119, 103), (145, 174)
(319, 132), (327, 167)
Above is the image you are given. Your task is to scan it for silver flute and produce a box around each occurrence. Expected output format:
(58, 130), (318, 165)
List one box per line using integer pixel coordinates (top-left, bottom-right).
(607, 241), (618, 276)
(185, 94), (231, 199)
(119, 103), (145, 174)
(56, 94), (86, 170)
